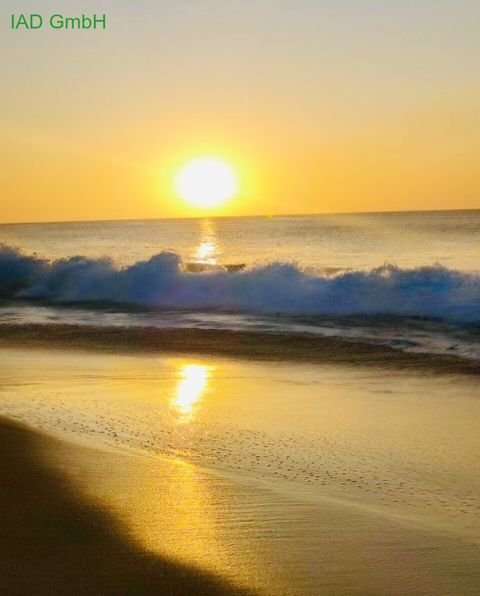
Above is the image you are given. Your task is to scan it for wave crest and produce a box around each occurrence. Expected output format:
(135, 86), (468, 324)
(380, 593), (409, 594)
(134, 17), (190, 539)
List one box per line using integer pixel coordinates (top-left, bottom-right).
(1, 245), (479, 321)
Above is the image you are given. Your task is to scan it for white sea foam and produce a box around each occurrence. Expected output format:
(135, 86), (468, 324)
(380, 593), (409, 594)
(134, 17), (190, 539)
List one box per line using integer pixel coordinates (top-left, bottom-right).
(1, 245), (480, 321)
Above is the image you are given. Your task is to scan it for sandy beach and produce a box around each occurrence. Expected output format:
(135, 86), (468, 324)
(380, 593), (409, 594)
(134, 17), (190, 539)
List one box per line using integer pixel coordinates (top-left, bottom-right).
(1, 322), (479, 376)
(1, 415), (480, 595)
(0, 417), (251, 595)
(1, 344), (480, 594)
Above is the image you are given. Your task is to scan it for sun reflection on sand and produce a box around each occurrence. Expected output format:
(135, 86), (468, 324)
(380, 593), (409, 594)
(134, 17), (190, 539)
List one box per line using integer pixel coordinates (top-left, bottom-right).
(172, 364), (212, 423)
(67, 443), (262, 591)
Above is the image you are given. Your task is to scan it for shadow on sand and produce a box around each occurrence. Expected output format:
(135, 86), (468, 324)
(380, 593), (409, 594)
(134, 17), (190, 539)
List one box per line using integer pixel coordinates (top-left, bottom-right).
(0, 419), (251, 595)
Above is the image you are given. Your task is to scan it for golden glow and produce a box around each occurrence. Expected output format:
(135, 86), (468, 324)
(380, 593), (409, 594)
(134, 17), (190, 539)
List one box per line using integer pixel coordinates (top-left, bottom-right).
(196, 239), (216, 263)
(90, 451), (267, 590)
(174, 157), (239, 209)
(194, 219), (218, 264)
(172, 364), (211, 423)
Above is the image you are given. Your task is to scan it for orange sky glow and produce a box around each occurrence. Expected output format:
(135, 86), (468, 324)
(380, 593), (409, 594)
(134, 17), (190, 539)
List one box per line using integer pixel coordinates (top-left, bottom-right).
(1, 1), (479, 223)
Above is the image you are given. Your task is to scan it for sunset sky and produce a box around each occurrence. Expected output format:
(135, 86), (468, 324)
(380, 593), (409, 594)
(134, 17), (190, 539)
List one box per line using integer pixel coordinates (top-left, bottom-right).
(1, 0), (479, 223)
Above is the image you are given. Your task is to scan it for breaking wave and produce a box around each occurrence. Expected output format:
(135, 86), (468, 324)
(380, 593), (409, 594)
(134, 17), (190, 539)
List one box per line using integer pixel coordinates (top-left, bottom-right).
(1, 245), (480, 322)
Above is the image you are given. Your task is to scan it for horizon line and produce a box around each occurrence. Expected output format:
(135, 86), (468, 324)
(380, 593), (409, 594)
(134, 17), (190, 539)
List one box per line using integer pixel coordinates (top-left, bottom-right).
(1, 206), (479, 227)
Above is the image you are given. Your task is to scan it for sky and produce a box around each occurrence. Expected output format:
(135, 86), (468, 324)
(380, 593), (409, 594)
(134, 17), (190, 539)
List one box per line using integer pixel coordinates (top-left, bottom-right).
(1, 0), (479, 223)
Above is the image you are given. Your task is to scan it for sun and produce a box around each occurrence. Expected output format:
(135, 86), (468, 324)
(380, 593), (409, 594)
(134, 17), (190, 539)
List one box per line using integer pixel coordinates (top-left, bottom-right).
(174, 156), (239, 208)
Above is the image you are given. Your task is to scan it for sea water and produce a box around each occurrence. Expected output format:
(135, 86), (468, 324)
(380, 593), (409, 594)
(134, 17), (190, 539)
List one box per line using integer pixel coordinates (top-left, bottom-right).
(1, 210), (479, 361)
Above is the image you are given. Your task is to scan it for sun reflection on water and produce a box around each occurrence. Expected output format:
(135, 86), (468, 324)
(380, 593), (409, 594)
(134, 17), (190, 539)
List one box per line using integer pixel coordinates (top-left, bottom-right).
(194, 220), (218, 264)
(196, 239), (216, 263)
(172, 364), (212, 423)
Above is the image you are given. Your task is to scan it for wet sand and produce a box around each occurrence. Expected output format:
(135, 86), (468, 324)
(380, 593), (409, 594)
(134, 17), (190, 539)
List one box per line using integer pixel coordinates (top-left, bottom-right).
(1, 416), (480, 595)
(1, 322), (479, 375)
(0, 418), (250, 595)
(1, 344), (480, 593)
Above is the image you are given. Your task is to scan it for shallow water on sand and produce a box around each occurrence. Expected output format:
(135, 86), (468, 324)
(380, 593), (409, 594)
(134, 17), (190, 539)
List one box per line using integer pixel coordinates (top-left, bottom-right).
(1, 346), (479, 539)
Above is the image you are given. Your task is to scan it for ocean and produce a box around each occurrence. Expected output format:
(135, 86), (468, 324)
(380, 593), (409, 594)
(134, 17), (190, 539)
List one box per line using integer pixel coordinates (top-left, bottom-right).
(1, 210), (479, 362)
